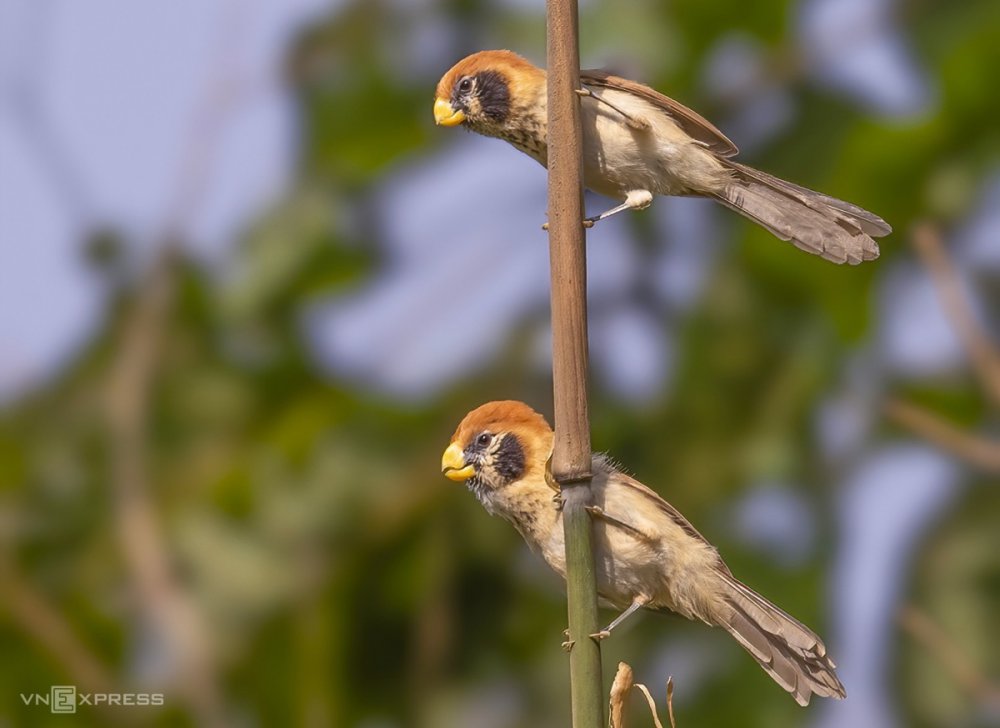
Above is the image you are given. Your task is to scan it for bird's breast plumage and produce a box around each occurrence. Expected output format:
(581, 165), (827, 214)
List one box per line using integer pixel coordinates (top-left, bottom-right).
(496, 122), (547, 165)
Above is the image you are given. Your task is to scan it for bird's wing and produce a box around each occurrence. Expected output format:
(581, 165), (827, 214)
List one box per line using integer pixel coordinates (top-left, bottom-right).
(581, 70), (739, 157)
(594, 455), (732, 575)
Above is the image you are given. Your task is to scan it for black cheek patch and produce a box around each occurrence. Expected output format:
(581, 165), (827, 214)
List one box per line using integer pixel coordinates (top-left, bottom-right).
(450, 86), (467, 112)
(493, 434), (526, 484)
(474, 70), (511, 123)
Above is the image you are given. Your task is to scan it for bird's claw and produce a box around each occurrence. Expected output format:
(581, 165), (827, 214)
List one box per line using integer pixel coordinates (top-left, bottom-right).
(561, 629), (574, 651)
(589, 630), (611, 641)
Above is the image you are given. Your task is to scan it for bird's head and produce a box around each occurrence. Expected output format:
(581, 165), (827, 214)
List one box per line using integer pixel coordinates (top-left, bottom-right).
(433, 50), (546, 138)
(441, 400), (553, 510)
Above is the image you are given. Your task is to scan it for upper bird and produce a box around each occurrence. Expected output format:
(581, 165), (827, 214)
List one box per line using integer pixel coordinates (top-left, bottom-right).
(442, 400), (846, 706)
(434, 50), (890, 265)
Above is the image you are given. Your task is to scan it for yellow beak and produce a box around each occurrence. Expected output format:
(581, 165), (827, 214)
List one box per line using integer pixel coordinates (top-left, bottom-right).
(433, 98), (466, 127)
(441, 442), (476, 481)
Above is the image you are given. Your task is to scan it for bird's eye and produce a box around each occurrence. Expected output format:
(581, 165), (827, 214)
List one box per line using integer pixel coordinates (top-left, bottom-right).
(458, 77), (473, 93)
(476, 432), (492, 448)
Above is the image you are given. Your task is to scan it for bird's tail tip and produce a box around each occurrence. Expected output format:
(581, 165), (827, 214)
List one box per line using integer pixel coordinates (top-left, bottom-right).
(718, 576), (845, 706)
(716, 160), (889, 265)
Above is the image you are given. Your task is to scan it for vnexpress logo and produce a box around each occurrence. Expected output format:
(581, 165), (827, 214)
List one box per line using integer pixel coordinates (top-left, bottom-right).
(20, 686), (164, 713)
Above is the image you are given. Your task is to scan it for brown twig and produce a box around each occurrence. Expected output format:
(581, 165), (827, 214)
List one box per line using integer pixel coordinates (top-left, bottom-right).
(886, 224), (1000, 472)
(106, 253), (224, 726)
(912, 223), (1000, 407)
(883, 399), (1000, 473)
(0, 557), (115, 698)
(898, 604), (1000, 711)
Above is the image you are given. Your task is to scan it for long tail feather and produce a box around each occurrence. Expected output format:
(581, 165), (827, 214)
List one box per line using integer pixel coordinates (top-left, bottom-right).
(714, 160), (891, 265)
(716, 575), (845, 706)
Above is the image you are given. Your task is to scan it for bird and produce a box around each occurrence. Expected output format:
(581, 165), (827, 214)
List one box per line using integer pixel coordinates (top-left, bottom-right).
(433, 50), (890, 265)
(441, 400), (846, 706)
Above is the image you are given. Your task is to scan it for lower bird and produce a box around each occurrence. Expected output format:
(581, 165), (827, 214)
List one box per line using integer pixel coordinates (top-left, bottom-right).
(441, 400), (845, 706)
(434, 50), (890, 265)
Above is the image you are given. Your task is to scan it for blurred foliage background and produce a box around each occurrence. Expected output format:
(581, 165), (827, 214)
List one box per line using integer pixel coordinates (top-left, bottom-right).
(1, 0), (999, 726)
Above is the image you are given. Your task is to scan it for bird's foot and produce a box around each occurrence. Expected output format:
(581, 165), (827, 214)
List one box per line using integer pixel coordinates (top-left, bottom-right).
(553, 492), (566, 510)
(583, 190), (654, 226)
(589, 630), (611, 641)
(561, 629), (574, 651)
(542, 219), (595, 231)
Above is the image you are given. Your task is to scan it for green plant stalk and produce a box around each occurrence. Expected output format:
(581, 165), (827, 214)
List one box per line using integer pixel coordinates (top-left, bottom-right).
(546, 0), (604, 725)
(560, 481), (604, 728)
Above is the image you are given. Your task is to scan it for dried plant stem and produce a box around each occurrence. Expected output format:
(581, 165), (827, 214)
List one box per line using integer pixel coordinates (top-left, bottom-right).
(609, 662), (677, 728)
(884, 399), (1000, 473)
(106, 254), (225, 727)
(609, 662), (633, 728)
(0, 558), (115, 699)
(886, 224), (1000, 472)
(912, 223), (1000, 406)
(633, 683), (666, 728)
(666, 676), (676, 728)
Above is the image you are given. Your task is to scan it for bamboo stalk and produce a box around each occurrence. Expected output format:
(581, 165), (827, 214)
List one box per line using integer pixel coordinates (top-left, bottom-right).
(546, 1), (604, 725)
